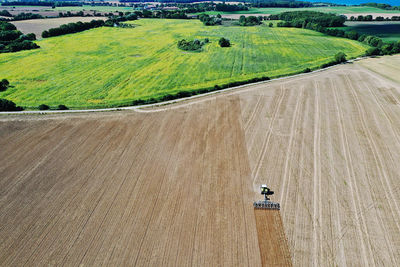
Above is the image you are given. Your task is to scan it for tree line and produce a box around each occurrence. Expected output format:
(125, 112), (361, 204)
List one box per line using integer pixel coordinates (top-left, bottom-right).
(249, 0), (313, 8)
(41, 13), (139, 39)
(272, 11), (346, 27)
(0, 21), (38, 53)
(348, 15), (400, 21)
(42, 20), (106, 38)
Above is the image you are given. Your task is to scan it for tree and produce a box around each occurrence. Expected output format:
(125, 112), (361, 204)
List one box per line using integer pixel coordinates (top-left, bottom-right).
(334, 52), (347, 63)
(239, 15), (246, 26)
(0, 79), (9, 91)
(219, 37), (230, 47)
(358, 34), (367, 42)
(364, 35), (383, 47)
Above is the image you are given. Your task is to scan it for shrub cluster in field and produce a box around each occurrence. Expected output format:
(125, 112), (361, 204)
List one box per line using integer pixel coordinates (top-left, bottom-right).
(218, 37), (230, 47)
(0, 21), (38, 53)
(38, 104), (68, 110)
(238, 15), (262, 26)
(177, 38), (208, 51)
(199, 14), (221, 26)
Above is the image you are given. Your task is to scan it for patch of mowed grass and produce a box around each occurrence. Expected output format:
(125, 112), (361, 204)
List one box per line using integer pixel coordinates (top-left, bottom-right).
(0, 19), (368, 109)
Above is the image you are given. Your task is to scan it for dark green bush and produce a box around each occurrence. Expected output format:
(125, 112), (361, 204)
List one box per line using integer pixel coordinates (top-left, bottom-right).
(0, 79), (9, 92)
(218, 37), (230, 47)
(57, 104), (69, 110)
(0, 98), (23, 111)
(334, 52), (347, 63)
(38, 104), (50, 110)
(365, 47), (381, 56)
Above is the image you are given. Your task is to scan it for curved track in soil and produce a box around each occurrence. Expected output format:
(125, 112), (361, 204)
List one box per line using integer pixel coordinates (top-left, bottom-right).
(1, 55), (400, 266)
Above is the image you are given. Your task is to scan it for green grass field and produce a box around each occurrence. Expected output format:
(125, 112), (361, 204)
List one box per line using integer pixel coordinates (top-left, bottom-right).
(335, 21), (400, 42)
(194, 6), (400, 16)
(0, 19), (369, 109)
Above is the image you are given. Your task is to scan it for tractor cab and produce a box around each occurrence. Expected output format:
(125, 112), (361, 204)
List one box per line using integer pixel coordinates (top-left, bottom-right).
(254, 184), (280, 210)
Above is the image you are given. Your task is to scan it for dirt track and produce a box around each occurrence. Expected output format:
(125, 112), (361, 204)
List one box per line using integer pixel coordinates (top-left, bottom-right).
(1, 55), (400, 265)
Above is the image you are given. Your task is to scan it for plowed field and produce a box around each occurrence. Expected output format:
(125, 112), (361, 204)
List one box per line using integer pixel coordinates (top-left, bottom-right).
(1, 55), (400, 266)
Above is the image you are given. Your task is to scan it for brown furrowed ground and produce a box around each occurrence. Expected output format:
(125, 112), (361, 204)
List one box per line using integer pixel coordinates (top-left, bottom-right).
(11, 17), (105, 38)
(1, 55), (400, 265)
(254, 209), (292, 266)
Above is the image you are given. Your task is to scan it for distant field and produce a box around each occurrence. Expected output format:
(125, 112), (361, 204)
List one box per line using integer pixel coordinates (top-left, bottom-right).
(11, 17), (105, 38)
(335, 21), (400, 42)
(3, 4), (399, 16)
(0, 19), (368, 109)
(194, 6), (400, 15)
(0, 5), (124, 16)
(50, 5), (135, 13)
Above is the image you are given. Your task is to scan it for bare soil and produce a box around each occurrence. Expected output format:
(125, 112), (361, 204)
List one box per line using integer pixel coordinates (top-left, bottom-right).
(254, 209), (292, 266)
(11, 17), (106, 38)
(1, 55), (400, 265)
